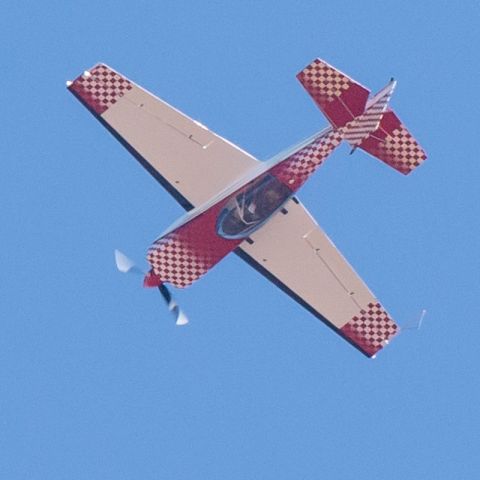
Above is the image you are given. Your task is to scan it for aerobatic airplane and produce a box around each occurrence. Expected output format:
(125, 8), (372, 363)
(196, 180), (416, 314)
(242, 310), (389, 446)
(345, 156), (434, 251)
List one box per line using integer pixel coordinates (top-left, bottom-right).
(67, 57), (426, 357)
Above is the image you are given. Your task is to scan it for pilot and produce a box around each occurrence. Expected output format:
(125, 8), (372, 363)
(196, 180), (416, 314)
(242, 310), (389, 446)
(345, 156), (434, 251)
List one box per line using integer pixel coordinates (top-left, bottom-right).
(256, 185), (283, 218)
(218, 179), (287, 237)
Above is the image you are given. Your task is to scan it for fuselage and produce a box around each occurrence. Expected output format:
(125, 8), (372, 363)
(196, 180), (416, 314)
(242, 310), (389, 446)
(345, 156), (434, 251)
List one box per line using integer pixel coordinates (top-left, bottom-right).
(156, 125), (339, 243)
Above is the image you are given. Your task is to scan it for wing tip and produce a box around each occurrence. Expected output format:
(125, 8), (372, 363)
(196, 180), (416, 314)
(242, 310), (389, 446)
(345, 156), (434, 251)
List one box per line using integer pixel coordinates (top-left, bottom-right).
(339, 302), (400, 357)
(66, 63), (133, 115)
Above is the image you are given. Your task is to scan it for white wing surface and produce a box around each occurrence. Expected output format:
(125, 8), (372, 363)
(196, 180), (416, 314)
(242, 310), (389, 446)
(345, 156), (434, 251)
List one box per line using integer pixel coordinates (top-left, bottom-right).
(236, 198), (399, 357)
(68, 64), (259, 210)
(69, 63), (399, 357)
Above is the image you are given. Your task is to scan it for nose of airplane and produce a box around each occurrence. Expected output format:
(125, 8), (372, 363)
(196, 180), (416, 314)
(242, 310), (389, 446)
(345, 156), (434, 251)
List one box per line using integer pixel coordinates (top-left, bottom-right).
(143, 270), (163, 288)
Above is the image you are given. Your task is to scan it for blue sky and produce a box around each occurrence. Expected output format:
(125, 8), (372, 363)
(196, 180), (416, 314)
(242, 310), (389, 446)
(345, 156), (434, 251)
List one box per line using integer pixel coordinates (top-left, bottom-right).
(2, 1), (479, 478)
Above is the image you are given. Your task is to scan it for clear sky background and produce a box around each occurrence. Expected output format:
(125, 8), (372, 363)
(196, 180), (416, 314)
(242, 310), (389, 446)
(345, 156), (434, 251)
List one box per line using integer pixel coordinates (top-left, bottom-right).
(2, 1), (479, 478)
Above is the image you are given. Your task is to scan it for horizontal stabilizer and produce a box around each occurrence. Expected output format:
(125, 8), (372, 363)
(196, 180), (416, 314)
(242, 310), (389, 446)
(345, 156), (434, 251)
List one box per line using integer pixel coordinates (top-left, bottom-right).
(297, 58), (370, 128)
(357, 110), (427, 174)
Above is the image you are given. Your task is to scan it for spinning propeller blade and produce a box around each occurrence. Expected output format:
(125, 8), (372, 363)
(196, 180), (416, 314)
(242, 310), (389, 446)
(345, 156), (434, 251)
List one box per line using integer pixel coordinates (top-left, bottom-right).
(114, 249), (143, 275)
(174, 309), (189, 326)
(115, 250), (189, 326)
(158, 284), (189, 326)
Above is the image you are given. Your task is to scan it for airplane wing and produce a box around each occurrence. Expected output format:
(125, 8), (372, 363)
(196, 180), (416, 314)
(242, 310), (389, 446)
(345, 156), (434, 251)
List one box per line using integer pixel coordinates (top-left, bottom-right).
(68, 64), (259, 210)
(236, 198), (399, 357)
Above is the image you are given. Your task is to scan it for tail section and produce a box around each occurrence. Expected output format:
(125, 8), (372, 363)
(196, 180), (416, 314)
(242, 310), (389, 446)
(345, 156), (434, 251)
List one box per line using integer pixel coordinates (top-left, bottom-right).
(354, 109), (427, 174)
(297, 58), (370, 128)
(298, 58), (427, 174)
(341, 80), (396, 147)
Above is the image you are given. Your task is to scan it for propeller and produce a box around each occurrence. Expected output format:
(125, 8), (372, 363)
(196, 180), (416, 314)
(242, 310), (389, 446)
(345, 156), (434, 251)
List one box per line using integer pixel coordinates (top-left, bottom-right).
(114, 249), (189, 326)
(158, 284), (189, 326)
(114, 249), (144, 275)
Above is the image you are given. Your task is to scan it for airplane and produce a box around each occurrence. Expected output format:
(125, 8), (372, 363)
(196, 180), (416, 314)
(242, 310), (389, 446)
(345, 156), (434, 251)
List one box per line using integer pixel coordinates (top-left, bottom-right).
(67, 57), (427, 358)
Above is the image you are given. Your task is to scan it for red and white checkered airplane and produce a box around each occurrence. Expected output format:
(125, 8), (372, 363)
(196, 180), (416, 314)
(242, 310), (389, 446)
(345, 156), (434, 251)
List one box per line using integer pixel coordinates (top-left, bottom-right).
(67, 58), (426, 357)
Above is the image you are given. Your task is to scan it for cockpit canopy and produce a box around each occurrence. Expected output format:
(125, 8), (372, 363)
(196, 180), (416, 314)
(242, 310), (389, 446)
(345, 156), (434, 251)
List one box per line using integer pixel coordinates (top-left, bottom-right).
(216, 174), (292, 239)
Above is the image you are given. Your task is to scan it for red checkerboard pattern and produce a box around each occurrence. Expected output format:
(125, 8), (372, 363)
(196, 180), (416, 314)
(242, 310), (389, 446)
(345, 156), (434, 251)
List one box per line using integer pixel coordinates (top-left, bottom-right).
(68, 64), (132, 115)
(359, 110), (427, 174)
(365, 125), (426, 174)
(148, 231), (208, 288)
(340, 86), (394, 146)
(297, 58), (370, 128)
(147, 204), (242, 288)
(298, 59), (351, 103)
(340, 302), (399, 357)
(270, 130), (343, 190)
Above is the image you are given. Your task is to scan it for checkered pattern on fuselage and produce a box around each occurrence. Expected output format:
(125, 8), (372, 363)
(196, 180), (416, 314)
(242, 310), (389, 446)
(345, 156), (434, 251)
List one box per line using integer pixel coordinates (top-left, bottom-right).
(270, 130), (343, 190)
(147, 203), (243, 288)
(147, 232), (209, 288)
